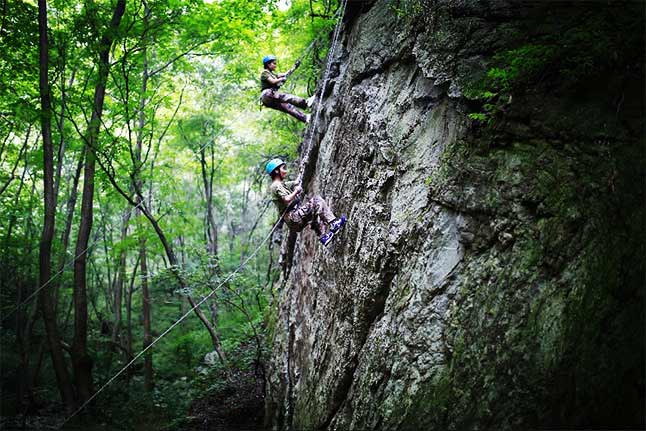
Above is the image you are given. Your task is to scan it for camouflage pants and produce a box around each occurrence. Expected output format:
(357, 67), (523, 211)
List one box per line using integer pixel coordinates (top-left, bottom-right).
(261, 89), (308, 123)
(285, 196), (335, 236)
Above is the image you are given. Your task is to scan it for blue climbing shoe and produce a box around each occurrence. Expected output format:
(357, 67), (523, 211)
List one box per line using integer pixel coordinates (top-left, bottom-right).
(329, 215), (347, 233)
(320, 215), (347, 246)
(320, 231), (335, 246)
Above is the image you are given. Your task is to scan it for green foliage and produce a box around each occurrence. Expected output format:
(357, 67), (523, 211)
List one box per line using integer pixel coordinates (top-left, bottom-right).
(0, 0), (39, 123)
(389, 0), (425, 18)
(0, 0), (332, 427)
(464, 4), (643, 126)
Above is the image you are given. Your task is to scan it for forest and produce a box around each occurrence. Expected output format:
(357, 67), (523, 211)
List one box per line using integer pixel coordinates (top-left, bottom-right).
(1, 0), (336, 429)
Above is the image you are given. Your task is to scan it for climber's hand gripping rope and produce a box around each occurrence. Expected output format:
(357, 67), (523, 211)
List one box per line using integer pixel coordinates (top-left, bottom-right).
(277, 59), (301, 88)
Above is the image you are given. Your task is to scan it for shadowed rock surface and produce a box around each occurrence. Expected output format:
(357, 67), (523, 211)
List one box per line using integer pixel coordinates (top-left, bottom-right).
(265, 0), (644, 430)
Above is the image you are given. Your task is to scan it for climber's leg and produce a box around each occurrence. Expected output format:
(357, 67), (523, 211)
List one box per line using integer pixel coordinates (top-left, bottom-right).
(273, 91), (307, 109)
(276, 102), (308, 123)
(285, 197), (346, 246)
(308, 196), (335, 226)
(284, 204), (313, 233)
(294, 196), (335, 234)
(261, 89), (308, 123)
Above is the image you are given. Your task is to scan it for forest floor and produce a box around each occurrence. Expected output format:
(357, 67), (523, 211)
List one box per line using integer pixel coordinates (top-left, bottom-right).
(181, 366), (265, 431)
(1, 359), (266, 431)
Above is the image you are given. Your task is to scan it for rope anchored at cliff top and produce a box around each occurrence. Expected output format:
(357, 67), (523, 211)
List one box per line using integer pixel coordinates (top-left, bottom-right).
(297, 0), (347, 186)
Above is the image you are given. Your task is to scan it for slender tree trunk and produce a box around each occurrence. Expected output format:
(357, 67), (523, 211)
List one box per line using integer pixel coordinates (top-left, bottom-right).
(137, 4), (154, 391)
(71, 0), (126, 404)
(140, 237), (154, 391)
(208, 301), (219, 332)
(111, 209), (130, 345)
(199, 146), (219, 261)
(187, 295), (228, 366)
(99, 195), (115, 314)
(53, 68), (76, 199)
(36, 0), (75, 409)
(3, 133), (34, 249)
(53, 149), (84, 313)
(125, 255), (139, 358)
(198, 148), (228, 354)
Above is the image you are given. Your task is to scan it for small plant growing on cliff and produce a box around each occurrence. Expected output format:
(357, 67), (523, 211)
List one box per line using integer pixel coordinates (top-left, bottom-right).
(463, 6), (639, 127)
(389, 0), (425, 18)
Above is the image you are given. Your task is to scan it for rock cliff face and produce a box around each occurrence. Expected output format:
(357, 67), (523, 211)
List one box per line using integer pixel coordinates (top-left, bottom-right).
(265, 1), (644, 429)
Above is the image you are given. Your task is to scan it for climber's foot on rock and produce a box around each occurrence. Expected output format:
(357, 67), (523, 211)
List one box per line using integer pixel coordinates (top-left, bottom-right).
(320, 215), (347, 247)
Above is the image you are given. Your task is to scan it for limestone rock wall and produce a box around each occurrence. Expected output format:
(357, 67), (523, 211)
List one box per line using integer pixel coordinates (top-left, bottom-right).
(265, 1), (644, 429)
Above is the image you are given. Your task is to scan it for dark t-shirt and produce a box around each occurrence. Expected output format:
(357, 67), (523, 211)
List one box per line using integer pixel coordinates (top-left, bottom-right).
(260, 69), (279, 90)
(270, 180), (297, 214)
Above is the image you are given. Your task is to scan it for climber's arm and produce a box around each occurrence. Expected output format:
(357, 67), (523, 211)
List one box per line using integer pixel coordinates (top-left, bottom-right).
(276, 61), (300, 80)
(281, 185), (302, 204)
(267, 74), (286, 85)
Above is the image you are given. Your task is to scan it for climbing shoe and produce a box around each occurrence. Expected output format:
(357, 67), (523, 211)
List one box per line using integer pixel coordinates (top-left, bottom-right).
(306, 95), (316, 108)
(320, 231), (334, 246)
(305, 114), (311, 124)
(329, 215), (347, 233)
(320, 215), (346, 246)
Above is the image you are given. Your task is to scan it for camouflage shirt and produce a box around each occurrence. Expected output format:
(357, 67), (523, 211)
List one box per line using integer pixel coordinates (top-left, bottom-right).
(270, 180), (297, 214)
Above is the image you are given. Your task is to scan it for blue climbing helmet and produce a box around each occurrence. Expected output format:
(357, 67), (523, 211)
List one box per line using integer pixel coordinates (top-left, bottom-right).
(262, 55), (277, 66)
(265, 158), (285, 175)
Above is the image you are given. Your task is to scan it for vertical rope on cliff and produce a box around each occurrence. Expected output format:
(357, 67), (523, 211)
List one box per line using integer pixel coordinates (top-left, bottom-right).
(282, 3), (348, 429)
(297, 0), (348, 188)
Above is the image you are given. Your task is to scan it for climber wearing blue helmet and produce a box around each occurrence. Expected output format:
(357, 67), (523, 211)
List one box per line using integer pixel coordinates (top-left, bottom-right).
(260, 55), (314, 123)
(266, 158), (346, 246)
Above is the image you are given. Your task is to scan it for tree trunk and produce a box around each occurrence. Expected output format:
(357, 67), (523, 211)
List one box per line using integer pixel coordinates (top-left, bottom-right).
(54, 148), (84, 313)
(36, 0), (76, 410)
(125, 255), (139, 358)
(71, 0), (126, 404)
(111, 208), (131, 345)
(187, 295), (228, 367)
(140, 236), (154, 391)
(199, 146), (219, 261)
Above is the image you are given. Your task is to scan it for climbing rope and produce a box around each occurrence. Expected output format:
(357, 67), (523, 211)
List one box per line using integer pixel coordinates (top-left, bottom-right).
(297, 0), (348, 187)
(281, 1), (348, 428)
(57, 209), (286, 429)
(280, 3), (348, 93)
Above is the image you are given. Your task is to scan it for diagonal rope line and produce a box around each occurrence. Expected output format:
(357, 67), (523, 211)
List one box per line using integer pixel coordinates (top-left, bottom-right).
(57, 210), (285, 429)
(2, 199), (146, 323)
(26, 4), (346, 426)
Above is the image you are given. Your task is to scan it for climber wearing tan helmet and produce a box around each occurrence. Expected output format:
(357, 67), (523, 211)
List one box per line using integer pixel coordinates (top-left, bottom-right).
(260, 55), (314, 123)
